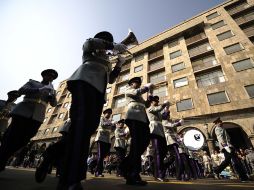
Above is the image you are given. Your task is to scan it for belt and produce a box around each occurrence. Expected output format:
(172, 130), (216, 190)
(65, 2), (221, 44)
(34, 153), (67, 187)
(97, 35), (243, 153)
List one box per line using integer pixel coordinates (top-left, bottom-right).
(23, 98), (48, 107)
(150, 121), (162, 124)
(128, 102), (145, 110)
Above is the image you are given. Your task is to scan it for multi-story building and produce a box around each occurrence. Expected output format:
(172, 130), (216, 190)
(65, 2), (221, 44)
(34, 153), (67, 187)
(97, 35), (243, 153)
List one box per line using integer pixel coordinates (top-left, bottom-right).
(32, 0), (254, 154)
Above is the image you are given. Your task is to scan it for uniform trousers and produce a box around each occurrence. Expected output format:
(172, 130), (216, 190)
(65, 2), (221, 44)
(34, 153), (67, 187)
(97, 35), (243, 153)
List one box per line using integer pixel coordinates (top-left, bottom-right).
(59, 81), (104, 187)
(114, 147), (126, 175)
(95, 141), (111, 175)
(120, 120), (150, 180)
(215, 148), (248, 180)
(168, 144), (183, 180)
(0, 115), (41, 169)
(150, 134), (167, 179)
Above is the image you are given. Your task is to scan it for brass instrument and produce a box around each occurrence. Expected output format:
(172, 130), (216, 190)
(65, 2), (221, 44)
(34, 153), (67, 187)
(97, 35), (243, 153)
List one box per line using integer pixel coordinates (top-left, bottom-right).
(110, 29), (139, 58)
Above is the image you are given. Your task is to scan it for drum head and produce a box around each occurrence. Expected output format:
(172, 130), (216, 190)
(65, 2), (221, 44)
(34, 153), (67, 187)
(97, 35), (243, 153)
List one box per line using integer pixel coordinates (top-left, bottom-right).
(183, 129), (204, 151)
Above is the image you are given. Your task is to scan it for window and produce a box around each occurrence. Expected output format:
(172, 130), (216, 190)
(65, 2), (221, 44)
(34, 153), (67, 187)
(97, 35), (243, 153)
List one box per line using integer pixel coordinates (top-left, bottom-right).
(104, 99), (109, 107)
(112, 114), (121, 122)
(176, 99), (193, 111)
(245, 85), (254, 98)
(52, 127), (58, 133)
(207, 91), (229, 105)
(67, 93), (72, 98)
(43, 118), (47, 123)
(47, 108), (52, 113)
(171, 62), (185, 72)
(149, 71), (165, 84)
(56, 91), (61, 96)
(224, 43), (243, 54)
(135, 54), (144, 62)
(60, 83), (65, 88)
(217, 30), (234, 41)
(232, 58), (254, 71)
(170, 50), (182, 59)
(173, 77), (188, 88)
(211, 20), (226, 30)
(134, 65), (143, 73)
(58, 113), (64, 119)
(114, 97), (126, 108)
(63, 102), (69, 108)
(106, 87), (111, 94)
(206, 12), (220, 20)
(196, 70), (225, 87)
(168, 39), (179, 48)
(149, 59), (164, 71)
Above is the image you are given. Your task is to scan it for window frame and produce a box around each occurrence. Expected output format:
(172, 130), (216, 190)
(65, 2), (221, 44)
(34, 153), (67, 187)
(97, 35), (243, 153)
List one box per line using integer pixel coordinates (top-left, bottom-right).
(207, 91), (230, 106)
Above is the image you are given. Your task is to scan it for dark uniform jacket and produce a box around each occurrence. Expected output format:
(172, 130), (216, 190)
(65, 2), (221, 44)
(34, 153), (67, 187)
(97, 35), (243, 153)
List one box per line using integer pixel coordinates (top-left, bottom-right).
(11, 79), (57, 123)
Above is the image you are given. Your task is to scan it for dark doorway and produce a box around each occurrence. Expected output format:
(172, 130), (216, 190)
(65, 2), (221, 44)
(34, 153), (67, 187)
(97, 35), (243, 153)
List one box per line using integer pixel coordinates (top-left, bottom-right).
(213, 123), (252, 149)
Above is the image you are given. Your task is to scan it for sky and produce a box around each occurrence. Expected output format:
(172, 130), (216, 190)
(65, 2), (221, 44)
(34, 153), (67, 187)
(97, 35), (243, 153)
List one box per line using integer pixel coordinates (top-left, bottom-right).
(0, 0), (225, 100)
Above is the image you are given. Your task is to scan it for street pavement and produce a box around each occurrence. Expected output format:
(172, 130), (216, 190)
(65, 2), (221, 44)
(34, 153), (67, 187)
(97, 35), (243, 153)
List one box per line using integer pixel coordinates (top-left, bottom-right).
(0, 167), (254, 190)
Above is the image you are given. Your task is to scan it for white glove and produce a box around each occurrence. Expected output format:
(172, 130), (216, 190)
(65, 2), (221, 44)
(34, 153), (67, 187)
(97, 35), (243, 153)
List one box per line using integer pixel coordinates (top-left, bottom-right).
(113, 43), (128, 53)
(144, 83), (153, 89)
(115, 55), (126, 67)
(179, 119), (184, 126)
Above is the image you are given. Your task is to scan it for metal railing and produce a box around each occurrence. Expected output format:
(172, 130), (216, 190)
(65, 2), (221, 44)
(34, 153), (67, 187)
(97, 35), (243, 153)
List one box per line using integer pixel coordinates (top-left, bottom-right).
(196, 75), (225, 88)
(192, 60), (219, 72)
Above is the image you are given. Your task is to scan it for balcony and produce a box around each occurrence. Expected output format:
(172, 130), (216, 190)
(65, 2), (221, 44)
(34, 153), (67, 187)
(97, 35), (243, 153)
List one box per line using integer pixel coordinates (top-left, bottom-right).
(192, 59), (219, 72)
(235, 11), (254, 26)
(148, 60), (164, 72)
(149, 49), (163, 60)
(188, 43), (213, 59)
(116, 73), (129, 83)
(149, 75), (166, 84)
(121, 62), (131, 72)
(242, 25), (254, 37)
(196, 75), (225, 88)
(226, 2), (251, 16)
(185, 32), (207, 46)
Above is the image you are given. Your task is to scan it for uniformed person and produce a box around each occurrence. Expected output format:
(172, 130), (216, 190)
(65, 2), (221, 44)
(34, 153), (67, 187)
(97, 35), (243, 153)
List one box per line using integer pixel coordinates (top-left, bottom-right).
(0, 69), (58, 172)
(35, 119), (71, 183)
(58, 31), (127, 190)
(120, 77), (153, 186)
(146, 95), (169, 181)
(94, 108), (115, 177)
(113, 119), (127, 177)
(213, 117), (248, 181)
(162, 108), (185, 180)
(0, 90), (19, 142)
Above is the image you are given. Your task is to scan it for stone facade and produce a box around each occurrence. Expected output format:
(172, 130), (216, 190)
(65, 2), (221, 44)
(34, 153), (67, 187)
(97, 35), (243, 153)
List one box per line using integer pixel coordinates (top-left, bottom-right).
(32, 0), (254, 153)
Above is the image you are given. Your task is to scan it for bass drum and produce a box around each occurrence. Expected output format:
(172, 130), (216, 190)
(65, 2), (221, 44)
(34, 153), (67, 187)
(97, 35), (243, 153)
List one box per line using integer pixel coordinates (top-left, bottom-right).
(183, 129), (205, 151)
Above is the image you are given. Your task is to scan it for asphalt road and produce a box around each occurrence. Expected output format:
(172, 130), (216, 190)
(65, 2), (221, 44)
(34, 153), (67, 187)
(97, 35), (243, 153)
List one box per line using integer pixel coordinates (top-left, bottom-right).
(0, 167), (253, 190)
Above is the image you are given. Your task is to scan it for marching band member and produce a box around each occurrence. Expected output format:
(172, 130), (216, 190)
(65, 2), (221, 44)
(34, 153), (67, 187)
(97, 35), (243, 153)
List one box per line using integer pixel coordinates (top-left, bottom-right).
(213, 118), (248, 182)
(94, 108), (115, 177)
(0, 69), (58, 172)
(35, 118), (71, 183)
(113, 119), (127, 177)
(162, 108), (186, 180)
(146, 96), (169, 181)
(58, 31), (127, 190)
(120, 77), (153, 186)
(0, 90), (20, 142)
